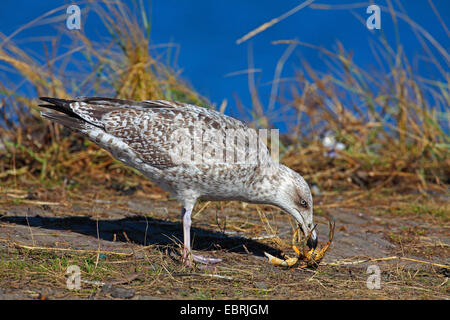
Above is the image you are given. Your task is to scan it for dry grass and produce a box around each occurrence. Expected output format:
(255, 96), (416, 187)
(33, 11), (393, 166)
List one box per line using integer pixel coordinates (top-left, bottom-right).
(0, 0), (448, 195)
(278, 39), (449, 192)
(0, 187), (448, 299)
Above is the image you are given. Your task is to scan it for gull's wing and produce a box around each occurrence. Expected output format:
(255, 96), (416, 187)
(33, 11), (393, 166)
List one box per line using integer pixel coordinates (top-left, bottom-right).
(39, 97), (272, 169)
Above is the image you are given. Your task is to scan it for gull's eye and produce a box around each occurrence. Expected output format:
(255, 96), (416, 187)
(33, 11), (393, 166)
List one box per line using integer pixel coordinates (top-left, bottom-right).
(300, 199), (308, 208)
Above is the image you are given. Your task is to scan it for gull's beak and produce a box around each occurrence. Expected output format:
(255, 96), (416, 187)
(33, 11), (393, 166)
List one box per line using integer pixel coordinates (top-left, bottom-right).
(307, 229), (318, 250)
(297, 220), (318, 250)
(289, 207), (318, 249)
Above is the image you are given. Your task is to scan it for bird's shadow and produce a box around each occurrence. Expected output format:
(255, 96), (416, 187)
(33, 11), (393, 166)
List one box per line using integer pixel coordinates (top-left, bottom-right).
(1, 215), (282, 258)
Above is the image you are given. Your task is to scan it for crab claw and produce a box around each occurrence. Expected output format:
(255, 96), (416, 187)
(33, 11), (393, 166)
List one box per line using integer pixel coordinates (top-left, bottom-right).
(302, 219), (336, 264)
(311, 219), (335, 261)
(264, 252), (298, 267)
(293, 245), (301, 256)
(265, 218), (336, 269)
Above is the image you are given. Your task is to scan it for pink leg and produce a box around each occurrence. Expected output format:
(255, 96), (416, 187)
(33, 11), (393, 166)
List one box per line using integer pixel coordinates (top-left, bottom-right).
(181, 207), (222, 267)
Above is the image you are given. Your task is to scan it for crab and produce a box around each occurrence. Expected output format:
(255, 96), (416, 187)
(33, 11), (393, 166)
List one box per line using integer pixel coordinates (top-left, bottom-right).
(265, 219), (335, 269)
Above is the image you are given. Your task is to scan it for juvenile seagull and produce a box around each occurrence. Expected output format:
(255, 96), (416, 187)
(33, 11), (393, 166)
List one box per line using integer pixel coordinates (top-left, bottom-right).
(39, 97), (317, 266)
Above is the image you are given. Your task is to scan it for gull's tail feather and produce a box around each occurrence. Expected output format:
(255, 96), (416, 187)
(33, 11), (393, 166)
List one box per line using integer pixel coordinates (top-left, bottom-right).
(39, 97), (99, 133)
(40, 111), (85, 131)
(39, 97), (82, 120)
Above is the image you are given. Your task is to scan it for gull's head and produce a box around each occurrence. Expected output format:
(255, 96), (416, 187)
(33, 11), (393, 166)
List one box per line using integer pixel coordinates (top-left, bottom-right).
(273, 165), (317, 249)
